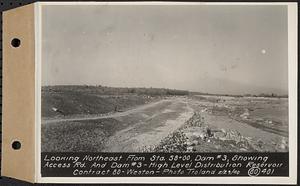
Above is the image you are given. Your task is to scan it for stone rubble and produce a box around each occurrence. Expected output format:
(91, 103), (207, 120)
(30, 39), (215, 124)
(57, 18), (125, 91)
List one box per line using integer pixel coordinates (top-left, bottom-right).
(152, 111), (288, 153)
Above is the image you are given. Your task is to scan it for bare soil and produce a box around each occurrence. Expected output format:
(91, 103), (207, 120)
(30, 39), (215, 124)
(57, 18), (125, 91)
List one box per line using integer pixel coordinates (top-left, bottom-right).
(42, 91), (288, 152)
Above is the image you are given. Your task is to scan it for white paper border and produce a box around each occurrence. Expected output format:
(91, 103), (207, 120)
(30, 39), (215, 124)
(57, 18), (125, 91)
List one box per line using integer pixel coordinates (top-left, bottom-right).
(34, 2), (298, 184)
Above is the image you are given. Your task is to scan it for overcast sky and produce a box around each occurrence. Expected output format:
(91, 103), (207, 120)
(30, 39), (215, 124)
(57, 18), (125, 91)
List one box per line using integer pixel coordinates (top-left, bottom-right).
(42, 5), (288, 95)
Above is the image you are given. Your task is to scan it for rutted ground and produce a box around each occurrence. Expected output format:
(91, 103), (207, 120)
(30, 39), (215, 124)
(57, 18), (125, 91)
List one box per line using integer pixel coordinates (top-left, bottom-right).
(42, 97), (194, 152)
(154, 96), (288, 152)
(43, 99), (173, 124)
(103, 98), (194, 152)
(42, 95), (288, 152)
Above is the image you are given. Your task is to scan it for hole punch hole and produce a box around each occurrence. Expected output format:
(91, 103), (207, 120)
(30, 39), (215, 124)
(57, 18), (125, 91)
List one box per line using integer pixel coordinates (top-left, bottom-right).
(11, 38), (21, 48)
(12, 141), (21, 150)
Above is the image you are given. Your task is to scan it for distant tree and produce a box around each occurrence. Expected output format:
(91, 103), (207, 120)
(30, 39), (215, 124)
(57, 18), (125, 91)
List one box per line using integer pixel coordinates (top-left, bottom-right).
(271, 93), (277, 97)
(130, 88), (135, 93)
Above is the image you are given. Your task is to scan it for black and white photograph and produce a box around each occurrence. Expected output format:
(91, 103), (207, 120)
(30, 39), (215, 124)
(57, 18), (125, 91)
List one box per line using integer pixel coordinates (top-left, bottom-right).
(41, 4), (289, 153)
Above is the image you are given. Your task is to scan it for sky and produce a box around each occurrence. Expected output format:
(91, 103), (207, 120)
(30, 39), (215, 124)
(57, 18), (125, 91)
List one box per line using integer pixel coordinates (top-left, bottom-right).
(42, 5), (288, 95)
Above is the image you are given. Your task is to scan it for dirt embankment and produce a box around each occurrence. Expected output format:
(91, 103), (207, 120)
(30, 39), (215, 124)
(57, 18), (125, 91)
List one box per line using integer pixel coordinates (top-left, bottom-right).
(42, 118), (122, 152)
(152, 112), (288, 153)
(42, 85), (189, 119)
(42, 97), (193, 152)
(42, 91), (155, 118)
(192, 95), (288, 134)
(42, 90), (288, 153)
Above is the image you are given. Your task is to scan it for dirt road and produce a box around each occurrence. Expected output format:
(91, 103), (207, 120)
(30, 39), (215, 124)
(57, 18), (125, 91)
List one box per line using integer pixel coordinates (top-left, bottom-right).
(43, 99), (175, 124)
(102, 97), (194, 152)
(42, 96), (288, 152)
(200, 113), (287, 151)
(187, 97), (288, 152)
(42, 97), (194, 152)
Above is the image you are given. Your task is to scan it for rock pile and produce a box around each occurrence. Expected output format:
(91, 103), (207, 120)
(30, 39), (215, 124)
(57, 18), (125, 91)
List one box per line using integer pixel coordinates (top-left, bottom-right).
(149, 111), (286, 153)
(154, 130), (188, 152)
(184, 112), (205, 127)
